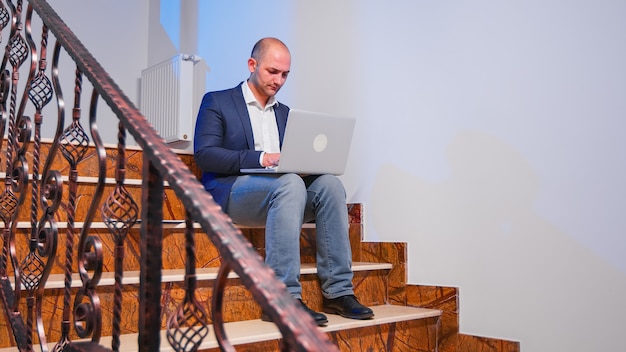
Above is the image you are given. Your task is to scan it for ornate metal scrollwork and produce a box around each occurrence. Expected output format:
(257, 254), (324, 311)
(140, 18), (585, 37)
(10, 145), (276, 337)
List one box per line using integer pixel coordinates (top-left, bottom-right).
(101, 120), (139, 352)
(0, 0), (30, 315)
(54, 67), (91, 351)
(166, 213), (210, 352)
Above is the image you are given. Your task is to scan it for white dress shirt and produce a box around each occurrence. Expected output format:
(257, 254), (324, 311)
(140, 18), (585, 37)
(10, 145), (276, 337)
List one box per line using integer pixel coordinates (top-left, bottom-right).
(241, 81), (280, 165)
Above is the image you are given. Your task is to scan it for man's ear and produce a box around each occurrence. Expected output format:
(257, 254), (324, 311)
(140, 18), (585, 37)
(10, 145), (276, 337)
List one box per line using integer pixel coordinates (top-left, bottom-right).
(247, 58), (257, 73)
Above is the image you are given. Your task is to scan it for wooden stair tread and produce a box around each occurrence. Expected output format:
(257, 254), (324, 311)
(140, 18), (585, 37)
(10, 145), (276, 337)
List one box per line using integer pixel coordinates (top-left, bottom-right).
(0, 172), (164, 187)
(1, 220), (311, 229)
(9, 262), (392, 289)
(0, 305), (440, 351)
(148, 305), (441, 351)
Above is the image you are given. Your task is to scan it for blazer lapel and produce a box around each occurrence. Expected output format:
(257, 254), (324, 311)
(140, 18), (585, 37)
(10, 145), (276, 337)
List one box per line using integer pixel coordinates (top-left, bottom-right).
(231, 84), (256, 149)
(275, 104), (288, 148)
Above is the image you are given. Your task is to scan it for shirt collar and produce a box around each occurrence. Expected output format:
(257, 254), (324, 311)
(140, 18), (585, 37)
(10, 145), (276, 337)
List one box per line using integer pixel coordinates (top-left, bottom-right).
(242, 80), (277, 109)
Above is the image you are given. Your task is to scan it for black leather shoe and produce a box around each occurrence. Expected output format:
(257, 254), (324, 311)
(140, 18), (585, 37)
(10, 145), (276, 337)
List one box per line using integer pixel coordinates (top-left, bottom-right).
(323, 295), (374, 320)
(261, 299), (328, 326)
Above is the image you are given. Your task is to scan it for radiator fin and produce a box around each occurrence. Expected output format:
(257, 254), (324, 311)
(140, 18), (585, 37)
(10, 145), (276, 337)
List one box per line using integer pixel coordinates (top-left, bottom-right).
(140, 55), (195, 144)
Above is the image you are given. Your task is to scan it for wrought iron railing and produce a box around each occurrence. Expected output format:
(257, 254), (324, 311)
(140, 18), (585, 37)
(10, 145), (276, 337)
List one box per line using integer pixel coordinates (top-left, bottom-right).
(0, 0), (338, 351)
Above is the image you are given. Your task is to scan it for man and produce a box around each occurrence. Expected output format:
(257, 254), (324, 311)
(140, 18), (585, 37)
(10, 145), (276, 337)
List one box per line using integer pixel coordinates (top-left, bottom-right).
(194, 37), (373, 326)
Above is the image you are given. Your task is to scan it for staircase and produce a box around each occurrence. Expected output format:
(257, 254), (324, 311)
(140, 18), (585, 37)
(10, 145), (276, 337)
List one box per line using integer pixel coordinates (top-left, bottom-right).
(0, 141), (440, 351)
(0, 141), (519, 351)
(0, 0), (520, 351)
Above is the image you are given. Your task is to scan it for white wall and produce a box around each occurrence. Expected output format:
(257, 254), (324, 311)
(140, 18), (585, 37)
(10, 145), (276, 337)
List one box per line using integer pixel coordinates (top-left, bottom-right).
(348, 2), (626, 351)
(39, 0), (150, 145)
(35, 1), (626, 351)
(184, 1), (626, 351)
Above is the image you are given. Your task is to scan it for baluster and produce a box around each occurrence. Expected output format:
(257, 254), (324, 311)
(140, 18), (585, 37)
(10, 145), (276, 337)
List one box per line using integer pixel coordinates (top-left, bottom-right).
(35, 39), (65, 352)
(0, 0), (29, 315)
(139, 158), (164, 351)
(101, 120), (138, 351)
(0, 0), (10, 280)
(53, 67), (89, 352)
(73, 89), (106, 343)
(18, 4), (53, 348)
(166, 211), (209, 352)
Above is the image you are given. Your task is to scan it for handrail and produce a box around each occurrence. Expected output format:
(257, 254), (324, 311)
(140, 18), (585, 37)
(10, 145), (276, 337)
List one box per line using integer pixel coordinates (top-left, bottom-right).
(0, 0), (339, 350)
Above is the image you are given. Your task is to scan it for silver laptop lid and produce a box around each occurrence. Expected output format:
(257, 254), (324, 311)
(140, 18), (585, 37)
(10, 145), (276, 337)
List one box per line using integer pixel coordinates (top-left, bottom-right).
(277, 109), (355, 175)
(240, 109), (356, 175)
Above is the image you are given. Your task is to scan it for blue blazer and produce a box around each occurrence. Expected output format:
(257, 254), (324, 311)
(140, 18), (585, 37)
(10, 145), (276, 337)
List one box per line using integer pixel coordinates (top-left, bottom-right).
(193, 82), (290, 209)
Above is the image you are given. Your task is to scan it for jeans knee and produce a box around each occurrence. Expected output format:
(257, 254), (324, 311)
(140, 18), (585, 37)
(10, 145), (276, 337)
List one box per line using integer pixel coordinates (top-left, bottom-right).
(316, 174), (346, 199)
(274, 173), (307, 200)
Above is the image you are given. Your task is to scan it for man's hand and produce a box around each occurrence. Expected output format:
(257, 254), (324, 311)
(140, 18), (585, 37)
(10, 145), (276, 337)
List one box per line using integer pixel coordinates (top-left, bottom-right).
(262, 152), (280, 167)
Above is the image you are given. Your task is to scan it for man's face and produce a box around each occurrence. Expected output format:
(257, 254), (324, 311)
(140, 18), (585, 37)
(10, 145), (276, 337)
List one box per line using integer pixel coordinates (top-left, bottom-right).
(248, 44), (291, 102)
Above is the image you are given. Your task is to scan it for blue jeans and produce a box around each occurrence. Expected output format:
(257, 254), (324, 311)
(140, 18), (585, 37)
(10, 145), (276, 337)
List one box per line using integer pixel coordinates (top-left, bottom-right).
(226, 173), (354, 300)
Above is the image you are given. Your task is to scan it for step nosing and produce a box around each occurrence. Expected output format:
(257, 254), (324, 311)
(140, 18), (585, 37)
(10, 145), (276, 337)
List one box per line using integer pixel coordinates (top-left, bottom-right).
(1, 221), (313, 230)
(0, 305), (440, 352)
(0, 172), (154, 187)
(7, 262), (393, 290)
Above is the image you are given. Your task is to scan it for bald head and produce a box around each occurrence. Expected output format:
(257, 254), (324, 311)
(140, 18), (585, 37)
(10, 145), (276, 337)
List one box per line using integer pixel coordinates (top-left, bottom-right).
(250, 37), (290, 64)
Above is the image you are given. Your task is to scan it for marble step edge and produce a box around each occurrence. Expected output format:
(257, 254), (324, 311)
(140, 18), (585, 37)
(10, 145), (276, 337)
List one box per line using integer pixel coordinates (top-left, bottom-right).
(8, 262), (392, 290)
(27, 137), (192, 155)
(0, 220), (311, 230)
(0, 172), (158, 187)
(0, 305), (441, 352)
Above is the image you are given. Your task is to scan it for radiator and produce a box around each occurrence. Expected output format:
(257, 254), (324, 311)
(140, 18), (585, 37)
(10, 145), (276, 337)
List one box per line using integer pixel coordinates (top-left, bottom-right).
(140, 54), (201, 144)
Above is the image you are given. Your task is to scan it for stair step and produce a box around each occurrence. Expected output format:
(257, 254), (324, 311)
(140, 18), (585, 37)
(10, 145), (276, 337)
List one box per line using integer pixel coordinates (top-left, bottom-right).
(0, 305), (440, 352)
(1, 220), (309, 229)
(0, 172), (166, 186)
(9, 262), (392, 290)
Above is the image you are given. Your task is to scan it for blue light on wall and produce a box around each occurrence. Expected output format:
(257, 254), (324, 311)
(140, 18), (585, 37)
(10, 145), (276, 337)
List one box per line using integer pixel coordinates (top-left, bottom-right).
(160, 0), (181, 51)
(195, 1), (293, 95)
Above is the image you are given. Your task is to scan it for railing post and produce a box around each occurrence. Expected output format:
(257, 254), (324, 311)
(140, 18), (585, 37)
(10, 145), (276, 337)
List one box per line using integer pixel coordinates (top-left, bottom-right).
(139, 157), (164, 351)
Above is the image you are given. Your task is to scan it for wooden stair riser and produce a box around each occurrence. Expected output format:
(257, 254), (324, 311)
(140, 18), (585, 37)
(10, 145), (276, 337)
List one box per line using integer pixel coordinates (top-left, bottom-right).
(407, 285), (459, 352)
(0, 268), (390, 348)
(199, 317), (440, 352)
(329, 317), (440, 352)
(5, 225), (363, 277)
(11, 184), (185, 223)
(241, 227), (363, 265)
(360, 242), (408, 306)
(1, 143), (200, 181)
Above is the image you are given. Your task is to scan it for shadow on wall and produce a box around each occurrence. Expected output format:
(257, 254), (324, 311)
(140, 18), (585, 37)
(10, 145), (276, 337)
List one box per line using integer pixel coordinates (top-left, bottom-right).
(371, 129), (626, 351)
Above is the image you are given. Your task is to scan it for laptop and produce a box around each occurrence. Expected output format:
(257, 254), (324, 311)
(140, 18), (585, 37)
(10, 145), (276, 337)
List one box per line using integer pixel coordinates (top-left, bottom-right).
(240, 109), (356, 175)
